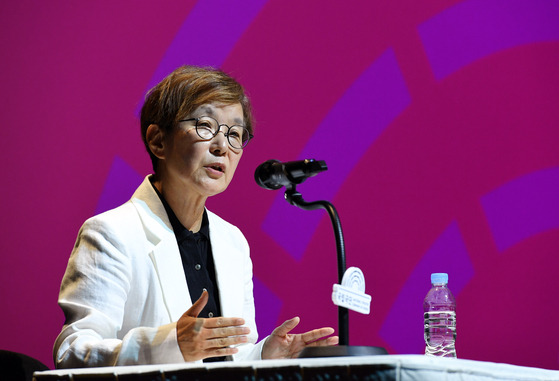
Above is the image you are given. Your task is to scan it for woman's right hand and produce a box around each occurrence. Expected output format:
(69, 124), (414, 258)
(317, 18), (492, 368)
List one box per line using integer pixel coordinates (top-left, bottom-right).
(176, 290), (250, 362)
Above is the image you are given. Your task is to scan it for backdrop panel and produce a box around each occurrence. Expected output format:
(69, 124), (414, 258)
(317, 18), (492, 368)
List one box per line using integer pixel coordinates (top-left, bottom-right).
(1, 0), (557, 370)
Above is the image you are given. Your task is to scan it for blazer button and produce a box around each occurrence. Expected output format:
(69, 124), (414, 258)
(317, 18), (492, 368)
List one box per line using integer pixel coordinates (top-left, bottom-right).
(195, 264), (201, 270)
(208, 312), (214, 318)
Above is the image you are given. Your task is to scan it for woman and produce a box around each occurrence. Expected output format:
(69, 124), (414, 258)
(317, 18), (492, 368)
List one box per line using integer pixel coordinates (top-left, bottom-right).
(53, 65), (338, 368)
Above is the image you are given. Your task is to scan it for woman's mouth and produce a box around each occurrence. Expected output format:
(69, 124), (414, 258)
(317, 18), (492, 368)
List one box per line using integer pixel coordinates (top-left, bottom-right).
(205, 163), (225, 175)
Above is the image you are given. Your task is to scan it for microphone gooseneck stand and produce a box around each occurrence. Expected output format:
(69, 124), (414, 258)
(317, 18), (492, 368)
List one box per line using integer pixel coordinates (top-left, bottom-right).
(284, 185), (349, 346)
(284, 184), (388, 358)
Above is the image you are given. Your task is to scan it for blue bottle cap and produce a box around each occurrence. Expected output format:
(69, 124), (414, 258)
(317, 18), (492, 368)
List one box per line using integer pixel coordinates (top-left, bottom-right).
(431, 273), (448, 284)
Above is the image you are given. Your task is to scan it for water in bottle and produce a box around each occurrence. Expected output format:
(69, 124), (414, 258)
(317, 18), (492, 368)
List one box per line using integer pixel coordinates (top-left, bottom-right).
(424, 273), (456, 357)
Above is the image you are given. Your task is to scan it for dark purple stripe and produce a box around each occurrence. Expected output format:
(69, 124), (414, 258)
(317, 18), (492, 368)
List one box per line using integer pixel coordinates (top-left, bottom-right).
(137, 0), (268, 115)
(481, 166), (559, 253)
(262, 49), (411, 260)
(379, 222), (475, 354)
(95, 156), (143, 215)
(253, 276), (282, 338)
(418, 0), (559, 80)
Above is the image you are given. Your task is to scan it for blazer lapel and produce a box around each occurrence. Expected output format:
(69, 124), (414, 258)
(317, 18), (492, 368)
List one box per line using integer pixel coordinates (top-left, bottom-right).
(149, 237), (191, 322)
(208, 212), (245, 318)
(131, 177), (191, 322)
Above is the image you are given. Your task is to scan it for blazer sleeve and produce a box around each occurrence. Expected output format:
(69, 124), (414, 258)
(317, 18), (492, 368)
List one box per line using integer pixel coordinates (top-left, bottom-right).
(53, 206), (185, 368)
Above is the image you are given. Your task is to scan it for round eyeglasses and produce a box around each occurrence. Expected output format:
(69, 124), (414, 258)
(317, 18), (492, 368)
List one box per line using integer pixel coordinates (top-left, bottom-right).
(179, 116), (253, 150)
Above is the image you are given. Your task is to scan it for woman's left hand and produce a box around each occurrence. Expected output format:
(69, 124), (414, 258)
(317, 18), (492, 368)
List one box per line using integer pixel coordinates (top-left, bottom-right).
(261, 317), (339, 359)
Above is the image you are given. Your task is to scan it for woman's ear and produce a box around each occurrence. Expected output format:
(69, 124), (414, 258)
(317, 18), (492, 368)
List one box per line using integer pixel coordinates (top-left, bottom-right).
(146, 124), (166, 160)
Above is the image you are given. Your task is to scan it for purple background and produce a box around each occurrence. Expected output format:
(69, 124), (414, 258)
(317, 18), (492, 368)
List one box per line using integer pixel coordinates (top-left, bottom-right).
(1, 0), (558, 370)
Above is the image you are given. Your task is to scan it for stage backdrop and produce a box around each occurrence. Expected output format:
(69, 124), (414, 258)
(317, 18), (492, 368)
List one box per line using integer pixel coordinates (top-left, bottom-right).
(1, 0), (558, 370)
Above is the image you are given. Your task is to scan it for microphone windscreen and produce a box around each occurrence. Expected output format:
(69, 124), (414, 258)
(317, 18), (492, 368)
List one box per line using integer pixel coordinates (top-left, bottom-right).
(254, 160), (283, 190)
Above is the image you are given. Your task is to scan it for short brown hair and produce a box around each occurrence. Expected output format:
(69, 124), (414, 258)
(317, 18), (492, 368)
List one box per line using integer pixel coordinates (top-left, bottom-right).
(140, 65), (254, 172)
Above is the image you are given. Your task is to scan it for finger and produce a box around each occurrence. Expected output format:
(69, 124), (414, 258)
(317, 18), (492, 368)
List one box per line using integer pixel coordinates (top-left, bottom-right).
(205, 335), (249, 350)
(204, 346), (239, 359)
(185, 290), (209, 318)
(203, 316), (246, 329)
(204, 325), (251, 340)
(272, 316), (300, 337)
(305, 335), (339, 347)
(301, 327), (335, 344)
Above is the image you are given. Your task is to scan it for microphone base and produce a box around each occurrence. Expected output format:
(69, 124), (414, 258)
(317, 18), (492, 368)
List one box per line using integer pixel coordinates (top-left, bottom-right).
(298, 345), (388, 358)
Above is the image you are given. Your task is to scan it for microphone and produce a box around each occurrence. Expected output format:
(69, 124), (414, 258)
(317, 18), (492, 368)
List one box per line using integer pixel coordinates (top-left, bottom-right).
(254, 159), (328, 190)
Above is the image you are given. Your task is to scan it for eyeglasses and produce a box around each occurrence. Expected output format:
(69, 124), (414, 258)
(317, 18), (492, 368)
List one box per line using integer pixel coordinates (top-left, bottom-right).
(179, 116), (253, 150)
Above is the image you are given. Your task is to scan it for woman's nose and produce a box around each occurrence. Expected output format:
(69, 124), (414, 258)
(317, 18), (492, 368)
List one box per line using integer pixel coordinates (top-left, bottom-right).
(210, 129), (229, 154)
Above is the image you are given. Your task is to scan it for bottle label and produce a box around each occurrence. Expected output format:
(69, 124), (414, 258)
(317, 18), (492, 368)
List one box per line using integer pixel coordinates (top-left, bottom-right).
(424, 310), (457, 357)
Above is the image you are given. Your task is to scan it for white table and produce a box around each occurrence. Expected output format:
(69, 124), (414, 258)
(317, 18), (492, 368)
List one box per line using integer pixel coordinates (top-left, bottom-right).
(34, 355), (559, 381)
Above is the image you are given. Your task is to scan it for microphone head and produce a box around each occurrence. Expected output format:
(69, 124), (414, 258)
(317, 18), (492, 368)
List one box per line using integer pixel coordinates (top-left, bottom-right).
(254, 159), (283, 190)
(254, 159), (328, 190)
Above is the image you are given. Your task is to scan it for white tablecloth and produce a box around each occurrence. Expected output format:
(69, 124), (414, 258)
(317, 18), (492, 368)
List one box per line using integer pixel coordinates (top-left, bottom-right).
(34, 355), (559, 380)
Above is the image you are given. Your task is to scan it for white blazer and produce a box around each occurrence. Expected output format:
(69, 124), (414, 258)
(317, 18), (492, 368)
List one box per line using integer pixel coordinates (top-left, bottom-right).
(54, 176), (264, 368)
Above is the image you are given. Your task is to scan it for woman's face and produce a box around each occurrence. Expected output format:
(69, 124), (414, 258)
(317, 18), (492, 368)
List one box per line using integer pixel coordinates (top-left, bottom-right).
(160, 102), (244, 199)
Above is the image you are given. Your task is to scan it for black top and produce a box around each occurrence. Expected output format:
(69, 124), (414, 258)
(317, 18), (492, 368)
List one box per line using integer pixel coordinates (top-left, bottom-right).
(151, 180), (227, 362)
(150, 181), (222, 319)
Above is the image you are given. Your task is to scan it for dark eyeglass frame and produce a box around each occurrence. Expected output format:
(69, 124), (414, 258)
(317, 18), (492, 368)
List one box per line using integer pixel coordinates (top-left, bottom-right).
(179, 116), (254, 150)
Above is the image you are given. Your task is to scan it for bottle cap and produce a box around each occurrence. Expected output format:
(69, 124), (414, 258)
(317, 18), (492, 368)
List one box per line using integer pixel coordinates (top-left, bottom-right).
(431, 273), (448, 284)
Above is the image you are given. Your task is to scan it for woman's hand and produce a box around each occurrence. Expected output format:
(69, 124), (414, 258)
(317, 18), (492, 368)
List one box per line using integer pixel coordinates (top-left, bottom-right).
(176, 291), (250, 362)
(262, 317), (339, 359)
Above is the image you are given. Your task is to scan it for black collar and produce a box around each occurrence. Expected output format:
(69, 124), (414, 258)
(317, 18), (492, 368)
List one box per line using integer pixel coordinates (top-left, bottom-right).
(150, 178), (210, 243)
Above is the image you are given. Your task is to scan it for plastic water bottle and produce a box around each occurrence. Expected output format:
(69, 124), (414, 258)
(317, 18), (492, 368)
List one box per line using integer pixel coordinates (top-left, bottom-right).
(423, 273), (457, 357)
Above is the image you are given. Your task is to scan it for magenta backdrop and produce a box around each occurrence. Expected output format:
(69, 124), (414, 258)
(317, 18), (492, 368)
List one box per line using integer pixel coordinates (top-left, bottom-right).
(1, 0), (558, 370)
